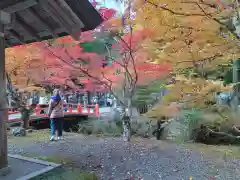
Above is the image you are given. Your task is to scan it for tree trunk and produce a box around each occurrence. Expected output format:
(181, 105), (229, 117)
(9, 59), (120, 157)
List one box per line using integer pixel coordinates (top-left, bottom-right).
(20, 109), (30, 130)
(122, 98), (132, 142)
(0, 23), (8, 169)
(64, 95), (69, 103)
(127, 98), (133, 117)
(87, 91), (91, 104)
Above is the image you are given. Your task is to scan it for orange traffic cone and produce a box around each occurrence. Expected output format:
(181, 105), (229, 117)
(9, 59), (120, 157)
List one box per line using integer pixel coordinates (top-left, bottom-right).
(95, 104), (99, 117)
(77, 104), (82, 113)
(35, 104), (41, 115)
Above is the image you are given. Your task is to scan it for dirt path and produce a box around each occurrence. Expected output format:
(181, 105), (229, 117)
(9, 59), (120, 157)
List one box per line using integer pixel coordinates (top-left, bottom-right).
(7, 131), (240, 180)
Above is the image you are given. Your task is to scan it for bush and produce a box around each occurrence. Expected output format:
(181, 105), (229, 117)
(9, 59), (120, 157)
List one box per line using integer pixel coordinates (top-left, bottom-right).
(180, 109), (202, 141)
(78, 120), (123, 136)
(201, 105), (238, 132)
(131, 120), (153, 138)
(172, 105), (240, 143)
(77, 118), (155, 138)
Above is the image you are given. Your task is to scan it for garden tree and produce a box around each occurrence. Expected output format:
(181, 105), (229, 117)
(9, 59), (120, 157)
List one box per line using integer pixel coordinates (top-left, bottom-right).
(25, 2), (118, 92)
(34, 28), (171, 98)
(21, 2), (171, 141)
(146, 75), (232, 118)
(129, 0), (240, 114)
(5, 44), (43, 89)
(132, 80), (166, 113)
(5, 44), (45, 129)
(107, 1), (240, 143)
(5, 3), (116, 95)
(5, 73), (33, 129)
(133, 0), (239, 73)
(24, 26), (171, 141)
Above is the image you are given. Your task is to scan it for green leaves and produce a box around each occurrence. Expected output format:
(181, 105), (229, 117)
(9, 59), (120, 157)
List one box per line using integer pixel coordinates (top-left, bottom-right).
(80, 40), (106, 54)
(80, 32), (116, 55)
(133, 80), (166, 106)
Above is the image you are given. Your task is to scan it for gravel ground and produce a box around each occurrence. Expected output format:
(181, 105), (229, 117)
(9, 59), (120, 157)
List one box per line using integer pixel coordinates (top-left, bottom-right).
(8, 132), (240, 180)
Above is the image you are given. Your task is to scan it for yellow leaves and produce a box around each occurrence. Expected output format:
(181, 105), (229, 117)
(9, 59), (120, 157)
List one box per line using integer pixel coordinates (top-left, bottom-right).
(18, 86), (45, 93)
(133, 0), (238, 70)
(5, 44), (42, 89)
(161, 77), (232, 109)
(147, 102), (180, 119)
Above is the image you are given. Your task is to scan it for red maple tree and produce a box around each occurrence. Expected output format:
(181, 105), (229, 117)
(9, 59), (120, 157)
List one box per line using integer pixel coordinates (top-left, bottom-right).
(25, 3), (172, 111)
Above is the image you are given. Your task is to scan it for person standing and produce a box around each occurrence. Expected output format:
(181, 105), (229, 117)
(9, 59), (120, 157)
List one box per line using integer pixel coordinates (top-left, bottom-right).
(48, 89), (64, 141)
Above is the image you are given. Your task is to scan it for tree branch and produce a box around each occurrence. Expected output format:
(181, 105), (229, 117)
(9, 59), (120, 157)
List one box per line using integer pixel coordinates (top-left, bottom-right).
(43, 43), (126, 106)
(144, 0), (215, 16)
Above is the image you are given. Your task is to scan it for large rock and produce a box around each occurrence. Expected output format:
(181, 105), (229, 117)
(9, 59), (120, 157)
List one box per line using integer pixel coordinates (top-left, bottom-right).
(162, 119), (184, 140)
(109, 108), (121, 122)
(12, 127), (26, 137)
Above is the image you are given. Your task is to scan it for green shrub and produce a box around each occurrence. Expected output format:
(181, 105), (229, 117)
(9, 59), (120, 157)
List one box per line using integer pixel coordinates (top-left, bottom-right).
(175, 105), (239, 142)
(77, 119), (154, 138)
(78, 120), (123, 136)
(176, 109), (202, 142)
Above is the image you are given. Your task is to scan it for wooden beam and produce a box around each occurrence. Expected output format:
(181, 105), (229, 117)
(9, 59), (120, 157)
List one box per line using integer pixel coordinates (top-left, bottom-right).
(39, 0), (78, 35)
(26, 7), (57, 38)
(15, 13), (41, 41)
(57, 0), (84, 29)
(48, 0), (74, 28)
(39, 0), (70, 34)
(46, 0), (74, 33)
(8, 30), (24, 44)
(2, 0), (38, 13)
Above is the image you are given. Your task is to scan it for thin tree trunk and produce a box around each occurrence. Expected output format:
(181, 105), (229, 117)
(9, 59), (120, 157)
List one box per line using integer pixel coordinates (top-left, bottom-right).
(20, 109), (30, 130)
(127, 98), (133, 117)
(122, 98), (132, 142)
(0, 23), (8, 169)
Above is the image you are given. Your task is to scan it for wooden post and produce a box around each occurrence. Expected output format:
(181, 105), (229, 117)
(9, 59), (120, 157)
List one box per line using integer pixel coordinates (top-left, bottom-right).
(0, 11), (11, 170)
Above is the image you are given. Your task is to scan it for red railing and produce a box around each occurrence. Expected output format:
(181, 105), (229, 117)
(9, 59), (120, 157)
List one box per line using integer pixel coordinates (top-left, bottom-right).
(8, 108), (19, 115)
(35, 103), (99, 117)
(7, 103), (100, 122)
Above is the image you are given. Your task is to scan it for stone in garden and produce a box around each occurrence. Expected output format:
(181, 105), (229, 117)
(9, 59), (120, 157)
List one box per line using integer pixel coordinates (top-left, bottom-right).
(161, 118), (183, 140)
(12, 127), (26, 136)
(109, 108), (121, 122)
(27, 129), (33, 133)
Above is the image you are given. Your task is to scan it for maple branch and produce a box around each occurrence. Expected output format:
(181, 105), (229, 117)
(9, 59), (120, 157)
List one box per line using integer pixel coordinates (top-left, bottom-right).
(129, 26), (138, 93)
(145, 0), (239, 40)
(177, 54), (224, 64)
(114, 33), (138, 90)
(144, 0), (215, 16)
(160, 23), (216, 33)
(105, 44), (134, 90)
(6, 73), (26, 109)
(43, 43), (126, 106)
(112, 36), (136, 89)
(195, 2), (239, 40)
(180, 1), (218, 9)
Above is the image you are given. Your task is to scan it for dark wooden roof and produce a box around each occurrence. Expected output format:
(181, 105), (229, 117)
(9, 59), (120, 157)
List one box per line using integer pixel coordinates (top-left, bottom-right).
(0, 0), (103, 47)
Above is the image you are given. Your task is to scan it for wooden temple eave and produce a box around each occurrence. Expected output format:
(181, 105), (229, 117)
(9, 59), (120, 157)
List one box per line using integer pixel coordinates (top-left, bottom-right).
(26, 7), (58, 38)
(8, 29), (24, 44)
(0, 0), (102, 47)
(2, 0), (38, 14)
(15, 13), (41, 41)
